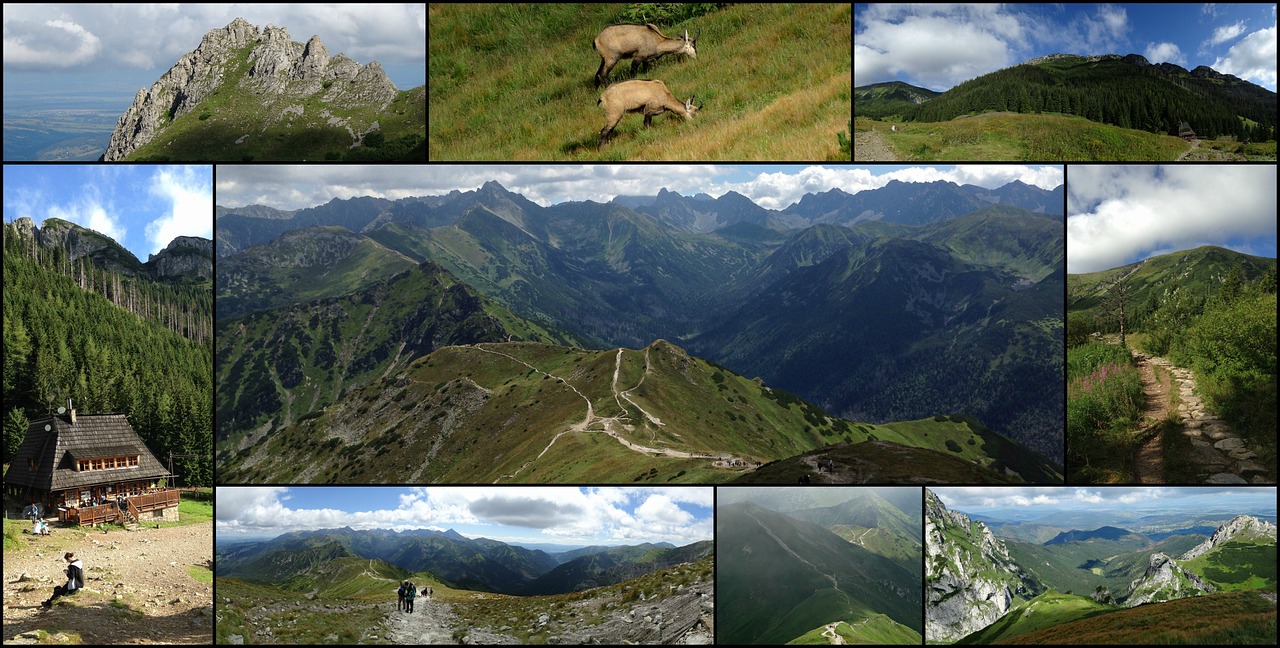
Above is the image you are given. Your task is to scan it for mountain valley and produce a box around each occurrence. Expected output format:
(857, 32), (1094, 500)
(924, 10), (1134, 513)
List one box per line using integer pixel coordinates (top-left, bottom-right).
(215, 178), (1064, 482)
(215, 528), (713, 644)
(716, 488), (923, 644)
(926, 488), (1277, 644)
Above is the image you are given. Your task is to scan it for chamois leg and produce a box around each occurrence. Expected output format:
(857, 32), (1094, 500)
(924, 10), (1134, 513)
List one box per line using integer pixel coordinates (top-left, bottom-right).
(600, 114), (621, 142)
(596, 57), (614, 89)
(643, 113), (654, 127)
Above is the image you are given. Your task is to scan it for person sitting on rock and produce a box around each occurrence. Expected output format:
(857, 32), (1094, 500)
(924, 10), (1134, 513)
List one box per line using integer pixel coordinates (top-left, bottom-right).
(42, 552), (84, 608)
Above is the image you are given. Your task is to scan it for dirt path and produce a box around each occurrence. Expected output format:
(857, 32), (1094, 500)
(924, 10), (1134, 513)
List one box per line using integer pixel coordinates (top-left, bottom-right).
(3, 522), (213, 645)
(1127, 347), (1269, 484)
(478, 344), (754, 479)
(821, 622), (846, 644)
(1130, 351), (1171, 483)
(853, 130), (898, 161)
(383, 598), (456, 644)
(1174, 138), (1200, 161)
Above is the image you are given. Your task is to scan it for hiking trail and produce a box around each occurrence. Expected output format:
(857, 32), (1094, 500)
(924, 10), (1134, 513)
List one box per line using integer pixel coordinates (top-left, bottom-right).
(1128, 348), (1270, 484)
(383, 598), (455, 645)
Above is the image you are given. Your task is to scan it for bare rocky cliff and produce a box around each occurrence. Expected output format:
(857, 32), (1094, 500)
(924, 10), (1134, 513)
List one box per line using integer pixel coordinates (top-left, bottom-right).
(101, 17), (398, 161)
(1179, 515), (1277, 561)
(925, 489), (1041, 643)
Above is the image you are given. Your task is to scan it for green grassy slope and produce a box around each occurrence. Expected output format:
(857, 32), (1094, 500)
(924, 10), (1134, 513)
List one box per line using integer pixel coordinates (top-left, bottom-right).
(221, 338), (1056, 484)
(853, 81), (940, 119)
(428, 3), (850, 160)
(856, 112), (1191, 161)
(985, 589), (1276, 645)
(788, 614), (923, 644)
(1181, 540), (1278, 593)
(1066, 245), (1276, 327)
(958, 591), (1118, 644)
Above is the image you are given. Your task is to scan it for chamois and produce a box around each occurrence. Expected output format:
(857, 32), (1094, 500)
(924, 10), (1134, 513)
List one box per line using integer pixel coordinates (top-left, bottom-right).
(593, 24), (698, 88)
(597, 79), (700, 142)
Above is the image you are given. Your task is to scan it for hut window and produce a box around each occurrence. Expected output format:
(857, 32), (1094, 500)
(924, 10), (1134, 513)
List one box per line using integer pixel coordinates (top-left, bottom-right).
(78, 460), (90, 471)
(130, 456), (139, 466)
(92, 459), (104, 470)
(27, 458), (37, 469)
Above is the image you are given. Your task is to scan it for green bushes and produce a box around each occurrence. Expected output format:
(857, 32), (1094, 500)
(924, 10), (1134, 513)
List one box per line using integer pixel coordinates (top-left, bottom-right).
(617, 3), (727, 25)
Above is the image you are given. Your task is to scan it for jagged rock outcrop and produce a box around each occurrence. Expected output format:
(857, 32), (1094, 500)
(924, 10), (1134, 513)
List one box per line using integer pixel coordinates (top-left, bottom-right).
(1124, 552), (1215, 607)
(1179, 515), (1278, 561)
(924, 489), (1041, 643)
(146, 236), (214, 281)
(101, 17), (399, 161)
(7, 216), (210, 283)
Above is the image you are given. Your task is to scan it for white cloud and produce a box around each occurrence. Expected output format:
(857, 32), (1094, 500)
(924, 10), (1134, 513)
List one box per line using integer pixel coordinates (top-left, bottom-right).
(3, 18), (102, 69)
(855, 5), (1022, 90)
(1067, 165), (1277, 273)
(848, 165), (1063, 195)
(44, 188), (125, 243)
(1144, 42), (1185, 66)
(146, 166), (212, 255)
(1213, 24), (1277, 90)
(1209, 20), (1248, 46)
(215, 487), (712, 546)
(2, 3), (424, 72)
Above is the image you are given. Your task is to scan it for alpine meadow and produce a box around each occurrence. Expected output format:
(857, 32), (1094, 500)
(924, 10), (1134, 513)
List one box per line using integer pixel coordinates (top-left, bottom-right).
(428, 3), (852, 160)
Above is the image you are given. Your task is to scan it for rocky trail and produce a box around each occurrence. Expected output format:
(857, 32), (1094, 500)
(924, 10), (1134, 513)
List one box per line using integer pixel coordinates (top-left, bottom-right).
(853, 129), (898, 161)
(3, 522), (213, 645)
(820, 621), (846, 644)
(1129, 349), (1270, 484)
(383, 598), (456, 644)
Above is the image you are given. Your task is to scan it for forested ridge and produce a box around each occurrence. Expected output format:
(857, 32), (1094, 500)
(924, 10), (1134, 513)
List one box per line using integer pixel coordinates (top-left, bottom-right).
(2, 224), (212, 486)
(903, 57), (1276, 141)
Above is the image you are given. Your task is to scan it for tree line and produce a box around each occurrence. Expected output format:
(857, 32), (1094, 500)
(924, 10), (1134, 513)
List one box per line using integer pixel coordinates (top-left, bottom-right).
(905, 62), (1276, 141)
(3, 228), (212, 486)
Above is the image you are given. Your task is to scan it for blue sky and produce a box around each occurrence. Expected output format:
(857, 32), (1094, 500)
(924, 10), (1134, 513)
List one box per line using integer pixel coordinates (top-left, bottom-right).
(215, 487), (714, 548)
(934, 486), (1278, 517)
(2, 4), (426, 113)
(1067, 165), (1276, 273)
(216, 165), (869, 212)
(856, 3), (1277, 91)
(3, 164), (212, 259)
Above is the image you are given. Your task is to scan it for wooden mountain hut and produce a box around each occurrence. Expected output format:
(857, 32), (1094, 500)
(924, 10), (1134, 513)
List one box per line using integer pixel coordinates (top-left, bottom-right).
(3, 404), (179, 527)
(1178, 121), (1196, 140)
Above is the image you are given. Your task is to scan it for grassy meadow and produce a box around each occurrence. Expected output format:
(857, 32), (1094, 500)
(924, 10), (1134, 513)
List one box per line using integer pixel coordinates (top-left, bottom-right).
(856, 112), (1191, 161)
(428, 3), (851, 160)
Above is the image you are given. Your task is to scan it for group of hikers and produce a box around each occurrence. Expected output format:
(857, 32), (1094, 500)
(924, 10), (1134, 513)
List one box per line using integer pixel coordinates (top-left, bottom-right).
(396, 581), (432, 613)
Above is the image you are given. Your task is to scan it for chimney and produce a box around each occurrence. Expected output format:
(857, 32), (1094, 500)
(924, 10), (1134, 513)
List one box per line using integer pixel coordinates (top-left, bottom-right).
(68, 398), (76, 425)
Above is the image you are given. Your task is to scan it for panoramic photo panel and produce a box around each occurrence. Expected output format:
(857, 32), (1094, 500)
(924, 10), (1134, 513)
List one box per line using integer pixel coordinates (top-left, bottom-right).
(213, 486), (713, 644)
(2, 3), (425, 162)
(214, 164), (1061, 485)
(926, 486), (1277, 644)
(717, 487), (924, 644)
(854, 3), (1277, 161)
(2, 164), (214, 643)
(1066, 164), (1277, 485)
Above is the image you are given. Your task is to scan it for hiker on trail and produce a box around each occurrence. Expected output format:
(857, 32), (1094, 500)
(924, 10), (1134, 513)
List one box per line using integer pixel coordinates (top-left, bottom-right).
(42, 552), (84, 608)
(428, 586), (433, 599)
(828, 459), (834, 473)
(39, 520), (50, 536)
(405, 581), (416, 614)
(397, 581), (406, 611)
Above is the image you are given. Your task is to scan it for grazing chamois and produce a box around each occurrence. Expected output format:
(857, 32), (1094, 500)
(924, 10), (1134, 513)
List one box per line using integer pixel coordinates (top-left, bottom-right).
(593, 24), (699, 88)
(598, 79), (700, 142)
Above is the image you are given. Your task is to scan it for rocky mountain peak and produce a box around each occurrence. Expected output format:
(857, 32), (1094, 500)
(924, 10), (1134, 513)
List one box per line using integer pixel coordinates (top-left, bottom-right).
(146, 236), (213, 281)
(1125, 551), (1214, 607)
(101, 18), (400, 161)
(1179, 514), (1277, 561)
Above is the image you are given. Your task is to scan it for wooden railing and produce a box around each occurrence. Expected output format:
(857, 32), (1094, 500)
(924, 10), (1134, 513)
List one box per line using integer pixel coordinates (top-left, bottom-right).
(67, 490), (179, 526)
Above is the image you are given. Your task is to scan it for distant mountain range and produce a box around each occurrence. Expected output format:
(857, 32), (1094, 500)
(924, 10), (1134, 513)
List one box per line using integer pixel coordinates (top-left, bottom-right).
(860, 53), (1276, 140)
(926, 490), (1277, 644)
(216, 527), (711, 597)
(215, 179), (1066, 479)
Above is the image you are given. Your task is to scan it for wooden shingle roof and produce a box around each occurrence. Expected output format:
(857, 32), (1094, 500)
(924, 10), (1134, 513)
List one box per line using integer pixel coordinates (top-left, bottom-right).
(5, 414), (171, 492)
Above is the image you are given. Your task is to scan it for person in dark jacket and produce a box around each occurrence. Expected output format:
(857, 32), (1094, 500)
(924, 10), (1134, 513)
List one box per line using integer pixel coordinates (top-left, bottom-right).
(42, 552), (84, 608)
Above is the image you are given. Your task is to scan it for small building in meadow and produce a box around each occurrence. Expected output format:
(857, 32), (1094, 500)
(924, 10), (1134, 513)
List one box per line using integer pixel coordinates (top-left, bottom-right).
(3, 404), (179, 526)
(1178, 121), (1196, 140)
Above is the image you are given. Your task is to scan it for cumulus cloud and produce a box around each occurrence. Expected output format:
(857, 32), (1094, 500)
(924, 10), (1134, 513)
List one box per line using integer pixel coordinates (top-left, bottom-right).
(1144, 41), (1185, 65)
(44, 187), (125, 243)
(1067, 165), (1276, 273)
(3, 18), (102, 69)
(2, 3), (423, 73)
(1209, 20), (1248, 46)
(855, 4), (1023, 90)
(216, 487), (712, 546)
(146, 165), (212, 255)
(1213, 24), (1277, 90)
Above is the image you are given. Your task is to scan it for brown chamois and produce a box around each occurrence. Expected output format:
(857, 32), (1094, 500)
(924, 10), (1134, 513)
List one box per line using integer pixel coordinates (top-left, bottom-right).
(593, 24), (699, 88)
(597, 79), (700, 142)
